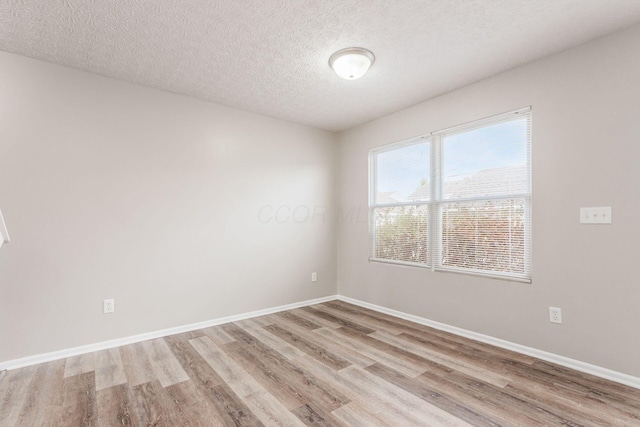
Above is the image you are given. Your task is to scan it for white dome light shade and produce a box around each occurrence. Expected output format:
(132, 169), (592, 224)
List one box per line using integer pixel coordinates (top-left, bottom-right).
(329, 47), (375, 80)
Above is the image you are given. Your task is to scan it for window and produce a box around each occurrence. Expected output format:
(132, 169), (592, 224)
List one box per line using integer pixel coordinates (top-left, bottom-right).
(369, 108), (531, 282)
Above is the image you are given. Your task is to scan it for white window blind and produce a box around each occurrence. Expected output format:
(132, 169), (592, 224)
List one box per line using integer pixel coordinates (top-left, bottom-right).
(369, 108), (532, 282)
(370, 139), (431, 267)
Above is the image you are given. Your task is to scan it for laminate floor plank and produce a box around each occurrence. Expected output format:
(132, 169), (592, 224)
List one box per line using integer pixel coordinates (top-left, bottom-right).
(290, 356), (371, 404)
(143, 338), (190, 387)
(288, 308), (346, 330)
(165, 380), (229, 426)
(293, 355), (447, 427)
(498, 355), (640, 416)
(3, 301), (640, 426)
(301, 306), (375, 335)
(222, 340), (308, 410)
(223, 324), (351, 412)
(276, 311), (323, 330)
(243, 390), (308, 427)
(397, 332), (535, 381)
(207, 383), (265, 427)
(243, 314), (277, 328)
(163, 334), (223, 390)
(328, 300), (537, 365)
(418, 368), (590, 427)
(314, 303), (411, 336)
(313, 327), (426, 377)
(63, 353), (95, 378)
(270, 315), (376, 368)
(340, 365), (473, 427)
(532, 360), (640, 407)
(331, 402), (395, 427)
(51, 371), (97, 426)
(234, 318), (306, 360)
(96, 383), (135, 427)
(164, 379), (206, 406)
(203, 324), (237, 345)
(503, 362), (640, 424)
(129, 380), (171, 427)
(177, 330), (207, 340)
(501, 379), (630, 426)
(366, 362), (505, 427)
(119, 342), (155, 387)
(189, 335), (265, 398)
(16, 359), (65, 426)
(292, 402), (346, 427)
(263, 323), (352, 370)
(130, 379), (204, 427)
(165, 334), (262, 425)
(321, 306), (511, 388)
(94, 348), (127, 391)
(322, 302), (535, 370)
(336, 325), (468, 378)
(0, 366), (36, 426)
(370, 330), (511, 388)
(198, 334), (338, 427)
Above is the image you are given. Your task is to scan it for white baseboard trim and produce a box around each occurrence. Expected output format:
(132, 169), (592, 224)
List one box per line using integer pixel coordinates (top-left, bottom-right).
(337, 295), (640, 390)
(4, 293), (639, 391)
(0, 295), (338, 371)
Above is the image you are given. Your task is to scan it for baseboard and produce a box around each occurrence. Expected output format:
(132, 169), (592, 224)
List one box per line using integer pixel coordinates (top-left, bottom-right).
(0, 294), (338, 371)
(337, 295), (640, 390)
(5, 293), (639, 391)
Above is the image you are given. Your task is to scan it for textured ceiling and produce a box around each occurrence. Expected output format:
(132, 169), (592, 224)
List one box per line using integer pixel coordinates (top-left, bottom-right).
(1, 1), (640, 131)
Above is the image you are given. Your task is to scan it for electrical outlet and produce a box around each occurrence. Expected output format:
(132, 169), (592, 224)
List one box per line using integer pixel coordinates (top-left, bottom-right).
(103, 299), (115, 314)
(311, 272), (317, 282)
(549, 307), (562, 324)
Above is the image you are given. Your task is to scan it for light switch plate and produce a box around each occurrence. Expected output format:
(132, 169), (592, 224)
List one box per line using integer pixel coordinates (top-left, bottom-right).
(580, 207), (612, 224)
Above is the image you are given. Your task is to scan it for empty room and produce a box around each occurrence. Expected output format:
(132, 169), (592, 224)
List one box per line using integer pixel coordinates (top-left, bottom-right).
(2, 1), (640, 425)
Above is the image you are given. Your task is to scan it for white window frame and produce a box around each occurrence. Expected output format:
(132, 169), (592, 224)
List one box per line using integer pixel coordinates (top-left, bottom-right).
(368, 136), (432, 269)
(369, 107), (532, 283)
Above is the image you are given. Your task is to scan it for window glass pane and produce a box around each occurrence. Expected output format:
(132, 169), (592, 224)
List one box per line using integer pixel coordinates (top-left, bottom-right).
(442, 118), (528, 199)
(376, 141), (430, 203)
(373, 205), (428, 264)
(441, 198), (526, 275)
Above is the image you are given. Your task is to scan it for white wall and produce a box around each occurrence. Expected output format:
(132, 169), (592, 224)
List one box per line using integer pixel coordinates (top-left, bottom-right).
(337, 24), (640, 377)
(0, 51), (338, 363)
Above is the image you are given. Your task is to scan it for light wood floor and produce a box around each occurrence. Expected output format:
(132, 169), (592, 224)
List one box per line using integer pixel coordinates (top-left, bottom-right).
(1, 301), (640, 426)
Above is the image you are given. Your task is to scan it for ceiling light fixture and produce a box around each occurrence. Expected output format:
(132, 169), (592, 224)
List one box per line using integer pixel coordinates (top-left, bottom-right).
(329, 47), (375, 80)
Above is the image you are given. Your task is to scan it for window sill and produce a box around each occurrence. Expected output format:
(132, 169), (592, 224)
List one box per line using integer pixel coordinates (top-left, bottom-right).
(369, 257), (531, 283)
